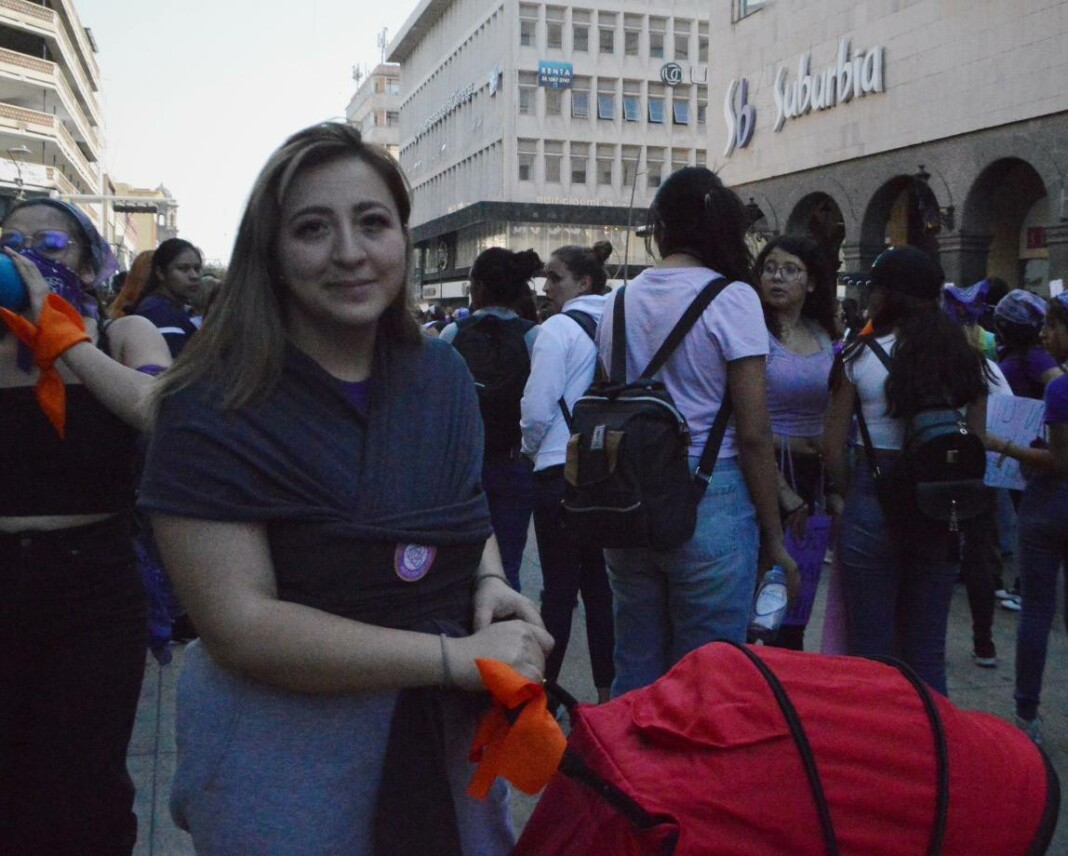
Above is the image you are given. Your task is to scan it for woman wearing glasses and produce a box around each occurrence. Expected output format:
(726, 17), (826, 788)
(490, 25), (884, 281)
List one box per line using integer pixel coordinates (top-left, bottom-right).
(0, 199), (171, 852)
(754, 235), (838, 650)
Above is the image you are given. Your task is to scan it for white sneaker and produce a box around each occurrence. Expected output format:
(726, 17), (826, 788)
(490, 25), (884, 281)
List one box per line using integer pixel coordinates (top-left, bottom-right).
(1000, 595), (1022, 612)
(1015, 714), (1043, 746)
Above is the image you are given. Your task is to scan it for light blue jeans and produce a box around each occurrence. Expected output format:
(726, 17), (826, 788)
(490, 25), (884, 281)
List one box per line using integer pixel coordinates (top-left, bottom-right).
(605, 457), (759, 697)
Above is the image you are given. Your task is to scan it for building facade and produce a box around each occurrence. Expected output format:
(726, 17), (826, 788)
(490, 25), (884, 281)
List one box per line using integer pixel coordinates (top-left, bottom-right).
(390, 0), (713, 300)
(346, 62), (402, 161)
(0, 0), (103, 222)
(707, 0), (1068, 296)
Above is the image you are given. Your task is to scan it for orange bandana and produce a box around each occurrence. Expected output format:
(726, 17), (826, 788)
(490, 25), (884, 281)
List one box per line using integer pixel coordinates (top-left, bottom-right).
(467, 659), (566, 799)
(0, 294), (89, 438)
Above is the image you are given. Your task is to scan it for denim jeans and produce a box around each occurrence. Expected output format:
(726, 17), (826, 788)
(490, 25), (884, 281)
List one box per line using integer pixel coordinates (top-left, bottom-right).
(1014, 475), (1068, 721)
(0, 516), (147, 855)
(532, 466), (615, 688)
(604, 457), (758, 697)
(838, 452), (958, 695)
(482, 450), (534, 591)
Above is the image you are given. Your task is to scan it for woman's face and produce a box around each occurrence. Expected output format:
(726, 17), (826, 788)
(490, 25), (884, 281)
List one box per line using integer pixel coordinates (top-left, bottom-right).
(758, 248), (812, 315)
(277, 156), (407, 342)
(1040, 309), (1068, 363)
(158, 248), (202, 303)
(2, 205), (92, 284)
(542, 255), (589, 312)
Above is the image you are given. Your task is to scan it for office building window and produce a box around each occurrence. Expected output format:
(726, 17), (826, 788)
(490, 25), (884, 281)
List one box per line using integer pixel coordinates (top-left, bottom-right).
(674, 20), (690, 60)
(571, 143), (588, 184)
(622, 145), (640, 190)
(599, 19), (615, 54)
(696, 149), (708, 167)
(671, 148), (688, 175)
(649, 17), (666, 58)
(518, 139), (537, 181)
(571, 76), (590, 119)
(573, 10), (589, 52)
(597, 93), (615, 120)
(545, 141), (562, 183)
(734, 0), (765, 20)
(623, 80), (640, 122)
(520, 14), (536, 47)
(648, 97), (665, 124)
(547, 6), (564, 49)
(673, 100), (690, 124)
(597, 144), (614, 186)
(519, 71), (537, 115)
(646, 147), (663, 188)
(624, 15), (640, 56)
(546, 87), (563, 116)
(698, 22), (709, 63)
(696, 85), (707, 125)
(386, 111), (399, 127)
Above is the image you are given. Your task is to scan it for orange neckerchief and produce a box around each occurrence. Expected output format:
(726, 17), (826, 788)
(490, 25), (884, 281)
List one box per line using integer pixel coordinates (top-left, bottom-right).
(467, 659), (566, 799)
(0, 294), (89, 438)
(859, 319), (874, 337)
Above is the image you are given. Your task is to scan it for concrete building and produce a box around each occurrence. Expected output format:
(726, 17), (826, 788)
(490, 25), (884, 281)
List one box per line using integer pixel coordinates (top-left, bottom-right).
(708, 0), (1068, 296)
(0, 0), (103, 222)
(346, 62), (401, 161)
(390, 0), (712, 301)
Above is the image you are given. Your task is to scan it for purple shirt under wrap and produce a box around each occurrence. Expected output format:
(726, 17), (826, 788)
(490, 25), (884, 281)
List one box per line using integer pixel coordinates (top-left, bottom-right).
(1045, 374), (1068, 425)
(596, 267), (769, 459)
(766, 328), (834, 438)
(999, 346), (1058, 400)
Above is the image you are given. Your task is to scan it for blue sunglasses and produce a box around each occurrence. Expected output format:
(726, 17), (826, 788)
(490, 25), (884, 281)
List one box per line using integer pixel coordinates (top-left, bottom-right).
(0, 228), (79, 255)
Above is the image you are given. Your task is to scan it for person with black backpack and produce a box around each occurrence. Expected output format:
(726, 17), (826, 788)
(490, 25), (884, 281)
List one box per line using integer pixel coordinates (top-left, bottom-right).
(441, 247), (541, 591)
(594, 168), (798, 697)
(823, 246), (992, 696)
(521, 241), (616, 703)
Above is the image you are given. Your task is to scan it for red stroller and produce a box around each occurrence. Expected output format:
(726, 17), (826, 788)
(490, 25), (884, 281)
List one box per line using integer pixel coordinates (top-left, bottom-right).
(516, 642), (1058, 855)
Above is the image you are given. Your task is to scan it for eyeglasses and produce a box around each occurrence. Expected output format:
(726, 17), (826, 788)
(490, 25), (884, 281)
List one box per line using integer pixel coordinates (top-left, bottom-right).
(761, 261), (807, 282)
(0, 229), (79, 255)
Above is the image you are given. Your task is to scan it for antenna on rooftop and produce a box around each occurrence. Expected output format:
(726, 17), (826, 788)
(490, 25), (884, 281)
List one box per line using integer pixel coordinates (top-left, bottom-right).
(352, 64), (364, 85)
(377, 28), (388, 64)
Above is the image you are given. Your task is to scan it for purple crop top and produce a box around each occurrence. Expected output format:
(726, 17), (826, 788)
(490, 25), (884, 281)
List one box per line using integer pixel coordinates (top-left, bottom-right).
(766, 328), (834, 438)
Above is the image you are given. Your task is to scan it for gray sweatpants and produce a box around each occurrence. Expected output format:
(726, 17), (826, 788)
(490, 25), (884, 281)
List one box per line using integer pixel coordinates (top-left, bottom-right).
(171, 642), (514, 854)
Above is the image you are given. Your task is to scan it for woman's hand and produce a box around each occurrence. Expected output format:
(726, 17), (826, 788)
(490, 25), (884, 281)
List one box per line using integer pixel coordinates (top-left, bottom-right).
(473, 574), (545, 631)
(5, 248), (51, 321)
(448, 619), (555, 689)
(784, 501), (809, 540)
(985, 432), (1008, 455)
(761, 539), (801, 601)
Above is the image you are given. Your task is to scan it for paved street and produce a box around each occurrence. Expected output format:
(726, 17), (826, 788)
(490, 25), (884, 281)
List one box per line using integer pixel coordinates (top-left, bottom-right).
(129, 533), (1068, 854)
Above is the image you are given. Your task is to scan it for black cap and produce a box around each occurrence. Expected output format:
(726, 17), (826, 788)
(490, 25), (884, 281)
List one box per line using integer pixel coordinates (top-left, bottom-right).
(870, 246), (944, 300)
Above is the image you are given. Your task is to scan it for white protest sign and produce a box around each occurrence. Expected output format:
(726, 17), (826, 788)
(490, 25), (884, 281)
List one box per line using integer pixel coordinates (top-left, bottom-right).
(985, 394), (1046, 490)
(1050, 279), (1064, 297)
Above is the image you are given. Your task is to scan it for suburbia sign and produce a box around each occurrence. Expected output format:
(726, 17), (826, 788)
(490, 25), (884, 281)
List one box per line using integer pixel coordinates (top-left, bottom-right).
(773, 39), (885, 132)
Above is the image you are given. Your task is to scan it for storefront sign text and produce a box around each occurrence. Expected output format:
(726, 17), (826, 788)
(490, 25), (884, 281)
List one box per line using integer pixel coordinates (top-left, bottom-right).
(773, 39), (885, 132)
(723, 78), (756, 157)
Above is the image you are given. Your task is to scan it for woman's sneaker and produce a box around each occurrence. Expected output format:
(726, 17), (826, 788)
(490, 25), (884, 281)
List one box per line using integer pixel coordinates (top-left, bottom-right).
(999, 594), (1022, 612)
(1015, 714), (1043, 746)
(972, 641), (997, 668)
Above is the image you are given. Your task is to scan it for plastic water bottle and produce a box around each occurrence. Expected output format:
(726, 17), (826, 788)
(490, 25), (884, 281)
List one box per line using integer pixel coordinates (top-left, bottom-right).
(0, 254), (27, 312)
(748, 565), (788, 644)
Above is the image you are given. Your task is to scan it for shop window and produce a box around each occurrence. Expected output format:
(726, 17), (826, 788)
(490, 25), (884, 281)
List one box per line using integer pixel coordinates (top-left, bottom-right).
(673, 100), (690, 125)
(648, 97), (665, 124)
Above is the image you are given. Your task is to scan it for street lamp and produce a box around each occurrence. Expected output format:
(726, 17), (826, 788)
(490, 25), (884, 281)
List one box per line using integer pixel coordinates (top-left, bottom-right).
(6, 145), (31, 200)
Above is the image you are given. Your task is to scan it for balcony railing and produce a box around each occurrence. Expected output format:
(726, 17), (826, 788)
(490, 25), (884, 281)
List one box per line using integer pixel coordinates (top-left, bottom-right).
(0, 101), (97, 189)
(0, 0), (102, 127)
(0, 48), (99, 152)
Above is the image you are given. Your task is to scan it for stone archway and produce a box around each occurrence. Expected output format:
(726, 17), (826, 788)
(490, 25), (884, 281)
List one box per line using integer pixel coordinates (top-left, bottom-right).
(860, 174), (943, 269)
(786, 192), (847, 273)
(958, 157), (1048, 291)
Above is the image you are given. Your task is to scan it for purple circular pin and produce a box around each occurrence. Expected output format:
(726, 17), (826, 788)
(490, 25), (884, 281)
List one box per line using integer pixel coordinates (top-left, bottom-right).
(394, 544), (436, 582)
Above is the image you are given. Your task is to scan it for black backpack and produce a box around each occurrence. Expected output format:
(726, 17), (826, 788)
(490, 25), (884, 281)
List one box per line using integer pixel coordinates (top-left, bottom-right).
(561, 278), (733, 550)
(453, 314), (535, 452)
(853, 335), (992, 532)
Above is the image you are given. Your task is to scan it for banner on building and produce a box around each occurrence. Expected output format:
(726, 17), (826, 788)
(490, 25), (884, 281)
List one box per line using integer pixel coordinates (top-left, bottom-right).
(538, 61), (573, 89)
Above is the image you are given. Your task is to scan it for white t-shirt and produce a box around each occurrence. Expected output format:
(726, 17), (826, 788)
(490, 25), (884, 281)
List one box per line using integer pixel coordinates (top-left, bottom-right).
(844, 333), (902, 449)
(596, 266), (769, 459)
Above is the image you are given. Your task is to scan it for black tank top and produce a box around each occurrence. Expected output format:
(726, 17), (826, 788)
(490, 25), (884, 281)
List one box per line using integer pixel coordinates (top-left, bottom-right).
(0, 329), (139, 515)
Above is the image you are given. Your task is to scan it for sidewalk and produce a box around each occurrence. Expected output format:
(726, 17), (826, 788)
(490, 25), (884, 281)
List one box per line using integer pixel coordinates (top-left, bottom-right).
(129, 539), (1068, 853)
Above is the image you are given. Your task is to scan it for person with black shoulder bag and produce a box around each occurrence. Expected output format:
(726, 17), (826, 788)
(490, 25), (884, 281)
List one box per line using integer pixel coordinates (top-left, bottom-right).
(823, 246), (992, 696)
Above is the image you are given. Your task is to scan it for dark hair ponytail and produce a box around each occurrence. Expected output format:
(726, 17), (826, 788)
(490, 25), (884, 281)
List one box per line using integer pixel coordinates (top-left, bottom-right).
(551, 240), (613, 295)
(469, 246), (542, 309)
(647, 167), (752, 284)
(140, 238), (201, 304)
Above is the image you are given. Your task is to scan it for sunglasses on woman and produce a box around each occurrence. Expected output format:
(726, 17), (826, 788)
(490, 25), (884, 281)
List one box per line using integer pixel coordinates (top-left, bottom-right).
(0, 229), (79, 255)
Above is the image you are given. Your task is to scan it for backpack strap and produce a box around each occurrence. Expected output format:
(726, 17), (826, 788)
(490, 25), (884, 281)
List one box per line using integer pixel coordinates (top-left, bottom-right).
(610, 286), (628, 384)
(852, 335), (890, 483)
(558, 310), (599, 431)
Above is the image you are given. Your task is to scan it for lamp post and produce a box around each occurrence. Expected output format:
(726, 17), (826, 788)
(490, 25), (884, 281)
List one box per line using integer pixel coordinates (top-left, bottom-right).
(6, 145), (31, 201)
(622, 168), (647, 285)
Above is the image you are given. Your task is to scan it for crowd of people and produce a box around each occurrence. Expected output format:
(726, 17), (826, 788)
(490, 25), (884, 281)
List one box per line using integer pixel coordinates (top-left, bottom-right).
(1, 120), (1066, 853)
